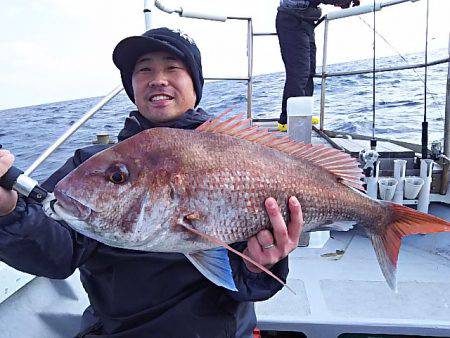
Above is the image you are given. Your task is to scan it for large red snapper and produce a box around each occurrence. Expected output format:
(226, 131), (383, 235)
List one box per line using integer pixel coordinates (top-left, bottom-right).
(53, 114), (450, 292)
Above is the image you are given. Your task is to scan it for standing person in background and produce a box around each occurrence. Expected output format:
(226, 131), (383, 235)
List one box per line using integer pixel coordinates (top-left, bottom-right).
(276, 0), (360, 132)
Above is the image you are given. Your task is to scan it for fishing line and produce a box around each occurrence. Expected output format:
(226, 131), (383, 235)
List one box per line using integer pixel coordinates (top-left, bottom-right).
(358, 16), (443, 117)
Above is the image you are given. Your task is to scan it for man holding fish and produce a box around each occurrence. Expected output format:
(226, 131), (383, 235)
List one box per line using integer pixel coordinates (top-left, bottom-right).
(0, 28), (303, 338)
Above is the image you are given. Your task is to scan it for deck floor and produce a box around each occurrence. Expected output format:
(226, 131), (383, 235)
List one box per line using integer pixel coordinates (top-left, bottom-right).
(255, 203), (450, 337)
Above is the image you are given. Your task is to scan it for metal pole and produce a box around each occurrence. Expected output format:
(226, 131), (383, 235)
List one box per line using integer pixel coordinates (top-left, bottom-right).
(444, 34), (450, 158)
(24, 85), (124, 176)
(155, 0), (226, 21)
(442, 34), (450, 195)
(247, 18), (254, 120)
(144, 0), (153, 30)
(326, 0), (420, 20)
(319, 19), (329, 131)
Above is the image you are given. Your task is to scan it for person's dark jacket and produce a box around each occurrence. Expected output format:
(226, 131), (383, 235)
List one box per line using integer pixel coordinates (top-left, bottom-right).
(0, 109), (288, 338)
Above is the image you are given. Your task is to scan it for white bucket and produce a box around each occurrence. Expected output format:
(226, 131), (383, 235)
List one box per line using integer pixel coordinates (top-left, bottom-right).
(287, 96), (314, 144)
(378, 178), (398, 201)
(404, 176), (424, 200)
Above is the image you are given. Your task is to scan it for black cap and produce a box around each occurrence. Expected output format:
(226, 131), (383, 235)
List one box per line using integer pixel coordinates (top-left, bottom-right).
(113, 27), (204, 107)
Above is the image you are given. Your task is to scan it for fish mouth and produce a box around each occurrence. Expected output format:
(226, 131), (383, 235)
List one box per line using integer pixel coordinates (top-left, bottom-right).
(53, 190), (92, 220)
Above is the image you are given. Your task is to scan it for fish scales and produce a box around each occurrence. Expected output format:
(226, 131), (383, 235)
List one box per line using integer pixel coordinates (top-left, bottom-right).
(140, 129), (378, 241)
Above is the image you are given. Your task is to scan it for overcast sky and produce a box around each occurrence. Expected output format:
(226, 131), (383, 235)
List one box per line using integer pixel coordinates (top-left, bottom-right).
(0, 0), (449, 110)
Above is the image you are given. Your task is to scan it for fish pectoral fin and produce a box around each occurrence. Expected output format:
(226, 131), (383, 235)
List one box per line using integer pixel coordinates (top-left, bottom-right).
(179, 221), (294, 294)
(185, 249), (237, 292)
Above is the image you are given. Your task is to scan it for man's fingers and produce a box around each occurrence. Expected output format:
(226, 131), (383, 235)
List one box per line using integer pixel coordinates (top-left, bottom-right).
(265, 197), (289, 245)
(247, 236), (263, 257)
(0, 149), (12, 157)
(0, 150), (18, 215)
(287, 196), (303, 242)
(0, 150), (14, 176)
(256, 230), (274, 248)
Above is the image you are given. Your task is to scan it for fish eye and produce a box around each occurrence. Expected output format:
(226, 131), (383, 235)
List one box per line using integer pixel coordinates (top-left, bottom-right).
(106, 163), (129, 184)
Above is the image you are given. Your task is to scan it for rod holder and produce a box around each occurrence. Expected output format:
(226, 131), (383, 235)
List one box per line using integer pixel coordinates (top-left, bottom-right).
(417, 159), (433, 213)
(366, 161), (379, 199)
(393, 159), (407, 204)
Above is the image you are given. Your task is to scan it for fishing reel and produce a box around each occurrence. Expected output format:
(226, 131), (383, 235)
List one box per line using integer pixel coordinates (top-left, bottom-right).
(0, 144), (48, 202)
(430, 140), (443, 160)
(359, 148), (379, 177)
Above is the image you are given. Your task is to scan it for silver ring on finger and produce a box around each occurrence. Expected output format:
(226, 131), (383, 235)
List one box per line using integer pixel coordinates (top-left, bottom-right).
(263, 243), (275, 249)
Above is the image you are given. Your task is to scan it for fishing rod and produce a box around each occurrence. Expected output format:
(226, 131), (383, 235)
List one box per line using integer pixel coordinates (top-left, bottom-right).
(422, 0), (430, 159)
(358, 15), (443, 118)
(358, 18), (425, 86)
(0, 145), (48, 202)
(0, 85), (124, 202)
(371, 0), (377, 151)
(359, 0), (438, 159)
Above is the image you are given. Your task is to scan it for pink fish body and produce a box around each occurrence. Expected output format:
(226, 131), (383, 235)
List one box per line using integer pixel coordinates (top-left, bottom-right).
(54, 115), (450, 291)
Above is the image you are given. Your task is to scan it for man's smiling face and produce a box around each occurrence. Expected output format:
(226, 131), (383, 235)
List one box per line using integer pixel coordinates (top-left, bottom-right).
(131, 50), (197, 124)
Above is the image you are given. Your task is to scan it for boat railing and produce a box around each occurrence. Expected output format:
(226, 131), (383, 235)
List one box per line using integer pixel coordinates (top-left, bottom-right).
(314, 57), (449, 77)
(151, 0), (449, 141)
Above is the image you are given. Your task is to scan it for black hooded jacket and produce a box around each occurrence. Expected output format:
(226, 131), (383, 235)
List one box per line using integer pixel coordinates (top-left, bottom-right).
(0, 109), (288, 338)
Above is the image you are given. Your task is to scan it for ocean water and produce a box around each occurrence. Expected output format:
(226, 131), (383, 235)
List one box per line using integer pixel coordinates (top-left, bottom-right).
(1, 50), (448, 182)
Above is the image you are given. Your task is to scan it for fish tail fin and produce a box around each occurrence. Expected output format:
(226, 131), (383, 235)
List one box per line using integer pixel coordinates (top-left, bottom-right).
(369, 203), (450, 291)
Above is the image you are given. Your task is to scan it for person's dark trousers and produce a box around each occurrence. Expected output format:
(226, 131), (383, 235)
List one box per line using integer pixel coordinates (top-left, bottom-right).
(276, 10), (316, 124)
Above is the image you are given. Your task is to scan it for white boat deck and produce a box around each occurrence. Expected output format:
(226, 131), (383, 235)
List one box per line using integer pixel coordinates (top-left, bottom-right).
(255, 203), (450, 337)
(0, 270), (89, 338)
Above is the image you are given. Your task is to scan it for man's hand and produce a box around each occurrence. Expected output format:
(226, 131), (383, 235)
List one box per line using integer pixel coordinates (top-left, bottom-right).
(243, 196), (303, 273)
(0, 150), (18, 216)
(334, 0), (360, 9)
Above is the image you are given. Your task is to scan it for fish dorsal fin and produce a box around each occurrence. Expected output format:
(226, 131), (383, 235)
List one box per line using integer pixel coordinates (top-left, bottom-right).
(196, 114), (365, 191)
